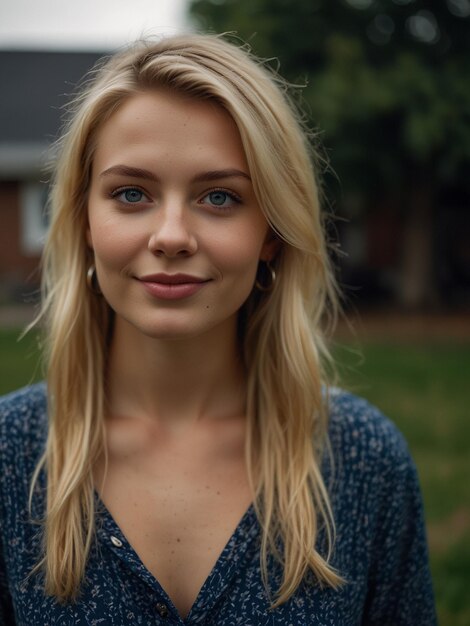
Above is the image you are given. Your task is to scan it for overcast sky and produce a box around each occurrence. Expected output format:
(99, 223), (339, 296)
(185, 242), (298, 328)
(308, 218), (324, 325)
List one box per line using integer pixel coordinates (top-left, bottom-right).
(0, 0), (190, 50)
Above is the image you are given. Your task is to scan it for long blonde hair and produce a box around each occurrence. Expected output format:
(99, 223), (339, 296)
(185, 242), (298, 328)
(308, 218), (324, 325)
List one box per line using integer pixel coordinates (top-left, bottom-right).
(32, 33), (342, 606)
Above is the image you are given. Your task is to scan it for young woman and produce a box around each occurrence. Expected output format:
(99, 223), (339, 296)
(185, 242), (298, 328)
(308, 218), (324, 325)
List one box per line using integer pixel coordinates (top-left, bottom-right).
(0, 34), (436, 624)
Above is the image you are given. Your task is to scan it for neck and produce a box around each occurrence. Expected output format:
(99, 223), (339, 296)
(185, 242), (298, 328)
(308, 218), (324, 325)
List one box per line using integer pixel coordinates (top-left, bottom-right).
(106, 316), (246, 429)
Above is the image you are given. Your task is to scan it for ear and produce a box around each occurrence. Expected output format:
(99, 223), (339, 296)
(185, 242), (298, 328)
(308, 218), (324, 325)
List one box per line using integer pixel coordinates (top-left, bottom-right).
(260, 229), (282, 262)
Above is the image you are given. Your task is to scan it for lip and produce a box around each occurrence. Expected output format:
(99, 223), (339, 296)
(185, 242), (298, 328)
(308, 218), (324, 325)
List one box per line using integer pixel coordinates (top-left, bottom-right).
(137, 273), (211, 300)
(139, 273), (208, 284)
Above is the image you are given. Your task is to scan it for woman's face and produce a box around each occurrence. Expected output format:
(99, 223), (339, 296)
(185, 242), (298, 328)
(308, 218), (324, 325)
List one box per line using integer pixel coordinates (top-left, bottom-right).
(87, 90), (276, 340)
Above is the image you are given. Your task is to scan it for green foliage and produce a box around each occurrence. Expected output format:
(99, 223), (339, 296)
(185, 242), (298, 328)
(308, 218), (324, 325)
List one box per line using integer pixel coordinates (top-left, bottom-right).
(189, 0), (470, 190)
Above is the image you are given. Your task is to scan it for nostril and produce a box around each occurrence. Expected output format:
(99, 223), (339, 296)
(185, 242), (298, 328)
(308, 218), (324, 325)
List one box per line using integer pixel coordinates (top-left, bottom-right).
(147, 227), (198, 258)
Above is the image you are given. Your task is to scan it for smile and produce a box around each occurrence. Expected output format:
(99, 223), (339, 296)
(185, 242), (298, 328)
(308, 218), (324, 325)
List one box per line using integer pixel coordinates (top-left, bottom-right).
(137, 273), (211, 300)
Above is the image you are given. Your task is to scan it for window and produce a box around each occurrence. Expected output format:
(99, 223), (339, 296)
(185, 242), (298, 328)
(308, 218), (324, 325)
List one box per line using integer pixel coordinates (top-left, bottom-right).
(20, 181), (49, 256)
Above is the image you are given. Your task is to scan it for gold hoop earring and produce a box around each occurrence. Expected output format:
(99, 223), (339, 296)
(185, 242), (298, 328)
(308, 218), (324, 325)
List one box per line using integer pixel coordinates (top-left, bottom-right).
(255, 261), (276, 292)
(86, 264), (101, 295)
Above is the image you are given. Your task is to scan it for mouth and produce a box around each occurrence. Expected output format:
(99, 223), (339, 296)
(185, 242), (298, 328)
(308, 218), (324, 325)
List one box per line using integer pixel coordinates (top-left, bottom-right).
(138, 273), (209, 285)
(137, 273), (211, 300)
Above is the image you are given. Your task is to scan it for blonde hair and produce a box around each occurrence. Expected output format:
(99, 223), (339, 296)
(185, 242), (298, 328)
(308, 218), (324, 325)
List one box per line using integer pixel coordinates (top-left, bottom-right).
(31, 33), (342, 606)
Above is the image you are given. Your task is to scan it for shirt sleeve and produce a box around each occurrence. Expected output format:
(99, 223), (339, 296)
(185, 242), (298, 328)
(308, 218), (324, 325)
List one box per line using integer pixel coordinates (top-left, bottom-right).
(0, 394), (18, 625)
(361, 442), (437, 626)
(0, 541), (16, 626)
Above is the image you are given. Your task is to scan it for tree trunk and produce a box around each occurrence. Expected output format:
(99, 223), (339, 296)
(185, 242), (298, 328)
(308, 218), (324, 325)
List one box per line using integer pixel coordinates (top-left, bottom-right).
(398, 177), (437, 309)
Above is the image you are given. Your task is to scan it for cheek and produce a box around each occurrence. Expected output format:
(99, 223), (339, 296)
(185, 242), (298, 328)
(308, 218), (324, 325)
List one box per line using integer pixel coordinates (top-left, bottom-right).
(213, 228), (267, 291)
(213, 218), (268, 268)
(88, 214), (144, 269)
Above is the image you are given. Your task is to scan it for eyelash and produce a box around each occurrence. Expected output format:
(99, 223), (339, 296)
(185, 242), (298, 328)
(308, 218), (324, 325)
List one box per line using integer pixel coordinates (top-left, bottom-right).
(199, 188), (242, 211)
(109, 186), (149, 204)
(108, 186), (242, 211)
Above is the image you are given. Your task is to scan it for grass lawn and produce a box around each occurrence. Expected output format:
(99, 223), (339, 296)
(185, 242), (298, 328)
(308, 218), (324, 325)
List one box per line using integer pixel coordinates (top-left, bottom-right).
(0, 328), (43, 394)
(333, 339), (470, 626)
(0, 327), (468, 624)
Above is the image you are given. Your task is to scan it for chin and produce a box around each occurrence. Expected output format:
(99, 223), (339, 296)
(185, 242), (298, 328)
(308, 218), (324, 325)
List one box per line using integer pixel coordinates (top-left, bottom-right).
(122, 314), (216, 342)
(128, 320), (195, 341)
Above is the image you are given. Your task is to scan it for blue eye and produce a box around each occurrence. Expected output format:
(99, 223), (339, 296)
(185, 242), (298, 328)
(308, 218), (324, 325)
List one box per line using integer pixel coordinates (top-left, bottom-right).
(201, 189), (241, 210)
(209, 191), (229, 206)
(122, 188), (144, 203)
(111, 187), (148, 204)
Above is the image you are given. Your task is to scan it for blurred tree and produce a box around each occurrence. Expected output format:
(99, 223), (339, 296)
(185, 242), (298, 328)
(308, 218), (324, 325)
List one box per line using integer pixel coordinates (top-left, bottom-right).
(189, 0), (470, 308)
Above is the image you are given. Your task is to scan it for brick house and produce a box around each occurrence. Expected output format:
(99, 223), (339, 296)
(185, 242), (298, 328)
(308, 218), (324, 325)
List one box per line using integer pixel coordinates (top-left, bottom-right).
(1, 51), (466, 310)
(0, 49), (105, 302)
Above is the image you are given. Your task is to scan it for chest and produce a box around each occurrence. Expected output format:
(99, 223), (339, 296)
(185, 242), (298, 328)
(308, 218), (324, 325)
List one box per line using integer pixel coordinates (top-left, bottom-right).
(94, 421), (252, 618)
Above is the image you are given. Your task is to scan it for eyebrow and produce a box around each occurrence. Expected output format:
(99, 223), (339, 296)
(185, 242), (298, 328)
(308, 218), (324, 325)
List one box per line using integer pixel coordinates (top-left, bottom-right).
(99, 165), (251, 183)
(192, 169), (251, 183)
(99, 165), (158, 181)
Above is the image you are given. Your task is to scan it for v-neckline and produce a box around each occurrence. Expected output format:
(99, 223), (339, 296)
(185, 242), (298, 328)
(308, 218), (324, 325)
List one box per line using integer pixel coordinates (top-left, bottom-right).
(94, 492), (260, 622)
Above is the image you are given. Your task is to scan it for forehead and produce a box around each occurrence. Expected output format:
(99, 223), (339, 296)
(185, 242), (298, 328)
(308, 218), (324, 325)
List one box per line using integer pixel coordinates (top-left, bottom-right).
(91, 90), (249, 174)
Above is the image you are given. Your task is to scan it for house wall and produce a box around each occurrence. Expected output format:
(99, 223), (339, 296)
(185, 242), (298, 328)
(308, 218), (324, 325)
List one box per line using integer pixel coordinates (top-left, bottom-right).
(0, 181), (40, 301)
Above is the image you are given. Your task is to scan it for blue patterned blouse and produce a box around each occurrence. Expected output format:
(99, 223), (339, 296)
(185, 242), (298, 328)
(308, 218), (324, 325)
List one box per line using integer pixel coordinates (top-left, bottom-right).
(0, 384), (437, 625)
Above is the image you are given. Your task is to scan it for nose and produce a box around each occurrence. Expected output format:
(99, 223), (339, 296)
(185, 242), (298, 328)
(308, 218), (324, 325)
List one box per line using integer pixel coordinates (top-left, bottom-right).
(147, 201), (197, 258)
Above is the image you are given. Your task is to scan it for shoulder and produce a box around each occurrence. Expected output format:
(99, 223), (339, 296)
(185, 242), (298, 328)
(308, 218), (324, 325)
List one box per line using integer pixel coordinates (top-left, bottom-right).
(0, 384), (48, 520)
(324, 387), (428, 560)
(326, 387), (411, 470)
(324, 387), (420, 519)
(0, 383), (48, 469)
(324, 390), (436, 624)
(323, 388), (430, 575)
(0, 385), (48, 582)
(0, 382), (47, 433)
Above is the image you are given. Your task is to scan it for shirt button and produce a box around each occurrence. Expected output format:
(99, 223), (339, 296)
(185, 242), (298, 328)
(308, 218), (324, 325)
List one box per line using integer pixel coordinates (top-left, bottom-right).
(156, 602), (169, 618)
(110, 535), (123, 548)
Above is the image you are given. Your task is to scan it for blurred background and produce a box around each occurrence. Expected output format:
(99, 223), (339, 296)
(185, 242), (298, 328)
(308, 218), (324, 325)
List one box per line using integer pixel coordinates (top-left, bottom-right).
(0, 1), (468, 623)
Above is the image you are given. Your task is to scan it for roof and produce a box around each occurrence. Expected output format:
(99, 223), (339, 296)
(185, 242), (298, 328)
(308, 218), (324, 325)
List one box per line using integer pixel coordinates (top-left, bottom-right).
(0, 49), (106, 177)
